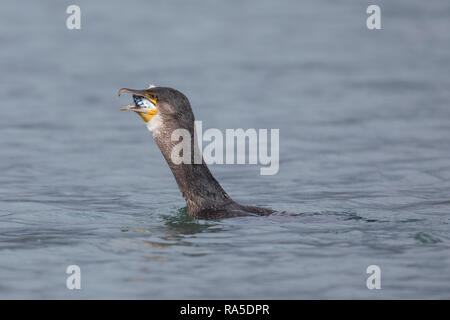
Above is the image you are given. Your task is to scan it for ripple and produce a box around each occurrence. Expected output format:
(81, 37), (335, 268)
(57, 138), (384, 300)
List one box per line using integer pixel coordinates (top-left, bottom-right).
(413, 232), (442, 244)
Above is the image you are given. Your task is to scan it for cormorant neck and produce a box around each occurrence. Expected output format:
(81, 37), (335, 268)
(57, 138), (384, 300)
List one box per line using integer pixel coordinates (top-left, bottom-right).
(151, 119), (233, 216)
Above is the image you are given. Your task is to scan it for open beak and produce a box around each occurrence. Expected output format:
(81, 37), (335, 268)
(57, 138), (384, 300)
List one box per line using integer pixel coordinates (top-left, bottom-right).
(118, 88), (158, 122)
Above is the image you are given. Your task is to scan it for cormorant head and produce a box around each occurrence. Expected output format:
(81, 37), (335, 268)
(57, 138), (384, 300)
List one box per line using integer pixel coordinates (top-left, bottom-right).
(118, 86), (194, 132)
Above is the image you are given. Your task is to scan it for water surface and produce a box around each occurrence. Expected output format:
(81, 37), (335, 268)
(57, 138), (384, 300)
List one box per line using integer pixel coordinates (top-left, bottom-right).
(0, 0), (449, 299)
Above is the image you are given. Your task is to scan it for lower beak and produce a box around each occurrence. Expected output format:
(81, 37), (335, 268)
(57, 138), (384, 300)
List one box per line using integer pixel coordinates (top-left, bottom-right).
(119, 105), (146, 113)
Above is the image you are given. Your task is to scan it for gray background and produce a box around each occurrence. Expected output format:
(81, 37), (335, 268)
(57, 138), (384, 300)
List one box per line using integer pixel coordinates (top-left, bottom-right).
(0, 0), (449, 298)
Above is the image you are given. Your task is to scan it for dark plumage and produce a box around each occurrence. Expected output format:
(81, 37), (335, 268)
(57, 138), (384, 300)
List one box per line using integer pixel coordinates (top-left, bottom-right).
(119, 87), (275, 219)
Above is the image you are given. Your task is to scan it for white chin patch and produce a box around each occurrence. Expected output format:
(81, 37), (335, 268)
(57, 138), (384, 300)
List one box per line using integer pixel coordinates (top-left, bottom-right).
(146, 114), (163, 133)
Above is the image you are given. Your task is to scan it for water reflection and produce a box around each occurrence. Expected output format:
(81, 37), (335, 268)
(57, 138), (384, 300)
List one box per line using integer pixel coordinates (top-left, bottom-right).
(162, 207), (220, 236)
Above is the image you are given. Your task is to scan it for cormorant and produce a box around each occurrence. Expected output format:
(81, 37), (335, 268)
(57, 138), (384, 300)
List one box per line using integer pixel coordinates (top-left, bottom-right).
(118, 86), (275, 219)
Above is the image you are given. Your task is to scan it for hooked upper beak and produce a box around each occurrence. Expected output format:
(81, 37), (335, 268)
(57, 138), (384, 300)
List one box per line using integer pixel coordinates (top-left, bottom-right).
(118, 88), (147, 97)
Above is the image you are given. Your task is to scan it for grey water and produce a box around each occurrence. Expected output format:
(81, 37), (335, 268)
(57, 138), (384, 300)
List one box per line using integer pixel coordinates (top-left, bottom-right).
(1, 0), (449, 299)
